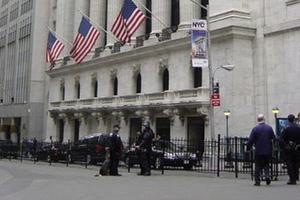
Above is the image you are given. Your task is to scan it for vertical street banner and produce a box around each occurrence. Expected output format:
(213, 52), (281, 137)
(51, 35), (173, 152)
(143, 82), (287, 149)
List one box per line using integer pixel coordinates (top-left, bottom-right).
(191, 19), (208, 68)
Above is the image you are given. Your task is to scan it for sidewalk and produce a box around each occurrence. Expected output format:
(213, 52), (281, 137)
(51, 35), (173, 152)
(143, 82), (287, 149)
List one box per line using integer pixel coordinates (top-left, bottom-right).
(0, 160), (299, 200)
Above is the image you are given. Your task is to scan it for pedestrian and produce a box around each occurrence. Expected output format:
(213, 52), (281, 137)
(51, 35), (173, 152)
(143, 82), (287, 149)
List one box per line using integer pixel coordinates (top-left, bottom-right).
(108, 125), (123, 176)
(280, 114), (300, 185)
(247, 114), (275, 186)
(135, 121), (154, 176)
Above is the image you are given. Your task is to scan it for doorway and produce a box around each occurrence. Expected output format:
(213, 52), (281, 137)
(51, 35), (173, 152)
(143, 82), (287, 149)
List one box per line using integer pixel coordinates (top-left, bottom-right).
(187, 117), (205, 151)
(156, 118), (170, 140)
(74, 119), (80, 142)
(129, 118), (142, 145)
(59, 119), (64, 143)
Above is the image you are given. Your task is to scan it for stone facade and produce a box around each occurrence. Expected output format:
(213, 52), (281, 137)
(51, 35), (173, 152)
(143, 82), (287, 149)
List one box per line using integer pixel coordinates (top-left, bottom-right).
(46, 0), (300, 143)
(0, 0), (50, 142)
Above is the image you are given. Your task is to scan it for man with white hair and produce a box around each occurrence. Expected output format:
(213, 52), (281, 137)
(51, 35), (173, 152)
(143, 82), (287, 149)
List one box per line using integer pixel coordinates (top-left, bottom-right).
(247, 114), (276, 186)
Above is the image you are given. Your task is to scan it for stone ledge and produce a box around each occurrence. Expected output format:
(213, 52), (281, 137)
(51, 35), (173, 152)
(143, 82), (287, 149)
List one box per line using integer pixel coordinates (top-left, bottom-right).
(211, 25), (256, 41)
(264, 18), (300, 36)
(286, 0), (300, 6)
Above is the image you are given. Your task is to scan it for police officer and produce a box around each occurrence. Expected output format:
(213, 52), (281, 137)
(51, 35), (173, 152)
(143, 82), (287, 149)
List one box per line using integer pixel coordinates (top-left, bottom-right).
(281, 114), (300, 185)
(108, 125), (123, 176)
(136, 121), (154, 176)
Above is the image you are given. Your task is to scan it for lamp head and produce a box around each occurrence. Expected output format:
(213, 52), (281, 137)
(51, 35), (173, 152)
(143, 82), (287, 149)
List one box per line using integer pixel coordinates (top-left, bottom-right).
(221, 65), (235, 71)
(272, 107), (279, 114)
(224, 110), (231, 117)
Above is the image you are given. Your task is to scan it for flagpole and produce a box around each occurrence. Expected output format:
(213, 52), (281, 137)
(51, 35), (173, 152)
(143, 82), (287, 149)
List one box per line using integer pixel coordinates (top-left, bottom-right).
(47, 27), (73, 47)
(189, 0), (208, 10)
(78, 9), (121, 44)
(133, 0), (168, 28)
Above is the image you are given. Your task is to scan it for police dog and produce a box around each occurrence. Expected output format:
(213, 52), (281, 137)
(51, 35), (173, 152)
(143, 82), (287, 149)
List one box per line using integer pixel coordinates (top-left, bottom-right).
(99, 150), (110, 176)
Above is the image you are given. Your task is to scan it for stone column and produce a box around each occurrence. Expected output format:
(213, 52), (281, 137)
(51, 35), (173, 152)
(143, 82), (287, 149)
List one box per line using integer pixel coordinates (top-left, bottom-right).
(10, 119), (18, 143)
(178, 0), (201, 31)
(106, 0), (122, 47)
(131, 0), (146, 42)
(0, 118), (5, 140)
(56, 0), (75, 53)
(74, 0), (90, 37)
(151, 0), (171, 36)
(90, 0), (107, 48)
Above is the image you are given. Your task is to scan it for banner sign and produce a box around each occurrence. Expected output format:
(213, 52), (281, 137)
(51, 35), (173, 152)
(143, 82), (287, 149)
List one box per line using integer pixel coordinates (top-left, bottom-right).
(191, 19), (208, 68)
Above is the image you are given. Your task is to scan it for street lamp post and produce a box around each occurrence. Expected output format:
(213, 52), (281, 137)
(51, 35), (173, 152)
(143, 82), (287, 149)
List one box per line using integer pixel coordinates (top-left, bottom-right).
(224, 110), (233, 168)
(272, 107), (279, 136)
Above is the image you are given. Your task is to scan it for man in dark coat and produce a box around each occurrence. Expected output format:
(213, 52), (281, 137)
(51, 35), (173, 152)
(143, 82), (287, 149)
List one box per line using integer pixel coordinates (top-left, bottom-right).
(281, 114), (300, 185)
(108, 125), (123, 176)
(247, 114), (275, 186)
(136, 121), (154, 176)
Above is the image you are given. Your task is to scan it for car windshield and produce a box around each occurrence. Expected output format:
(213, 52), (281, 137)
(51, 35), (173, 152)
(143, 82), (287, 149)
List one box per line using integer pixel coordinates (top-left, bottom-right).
(154, 141), (181, 152)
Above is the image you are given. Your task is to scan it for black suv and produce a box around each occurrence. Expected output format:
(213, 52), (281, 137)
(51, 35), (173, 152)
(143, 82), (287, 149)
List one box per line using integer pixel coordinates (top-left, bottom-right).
(68, 134), (108, 165)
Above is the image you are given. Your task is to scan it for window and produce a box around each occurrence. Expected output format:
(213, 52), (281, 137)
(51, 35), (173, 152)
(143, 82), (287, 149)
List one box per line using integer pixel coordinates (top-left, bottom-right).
(136, 73), (142, 94)
(113, 77), (118, 96)
(171, 0), (179, 30)
(60, 84), (65, 101)
(201, 0), (209, 19)
(194, 68), (202, 88)
(93, 80), (98, 98)
(162, 69), (169, 91)
(145, 0), (152, 37)
(75, 82), (80, 99)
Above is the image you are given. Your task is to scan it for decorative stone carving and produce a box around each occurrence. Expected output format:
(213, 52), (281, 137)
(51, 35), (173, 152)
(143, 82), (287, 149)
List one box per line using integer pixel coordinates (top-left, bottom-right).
(74, 75), (80, 83)
(60, 78), (65, 87)
(197, 107), (209, 116)
(91, 72), (97, 80)
(132, 64), (141, 78)
(159, 58), (168, 73)
(110, 69), (118, 80)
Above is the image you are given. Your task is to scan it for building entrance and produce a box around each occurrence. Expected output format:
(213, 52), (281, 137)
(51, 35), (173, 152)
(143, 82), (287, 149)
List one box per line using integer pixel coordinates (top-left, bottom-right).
(129, 118), (142, 145)
(156, 118), (170, 140)
(187, 117), (205, 152)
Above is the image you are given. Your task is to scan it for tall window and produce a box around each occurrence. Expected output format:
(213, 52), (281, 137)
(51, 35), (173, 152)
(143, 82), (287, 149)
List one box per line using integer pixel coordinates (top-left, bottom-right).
(136, 73), (142, 94)
(145, 0), (152, 37)
(93, 80), (98, 98)
(162, 69), (169, 91)
(75, 82), (80, 99)
(194, 68), (202, 88)
(113, 77), (118, 96)
(60, 84), (65, 101)
(201, 0), (209, 19)
(171, 0), (179, 30)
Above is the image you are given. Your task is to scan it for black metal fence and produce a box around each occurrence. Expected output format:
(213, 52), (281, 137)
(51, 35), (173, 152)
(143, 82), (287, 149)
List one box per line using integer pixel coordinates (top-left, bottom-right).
(0, 135), (288, 179)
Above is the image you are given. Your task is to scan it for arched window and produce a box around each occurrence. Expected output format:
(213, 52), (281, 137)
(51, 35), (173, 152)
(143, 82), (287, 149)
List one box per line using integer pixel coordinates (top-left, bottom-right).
(162, 69), (169, 91)
(113, 77), (118, 96)
(93, 80), (98, 98)
(75, 82), (80, 99)
(194, 68), (202, 88)
(136, 73), (142, 94)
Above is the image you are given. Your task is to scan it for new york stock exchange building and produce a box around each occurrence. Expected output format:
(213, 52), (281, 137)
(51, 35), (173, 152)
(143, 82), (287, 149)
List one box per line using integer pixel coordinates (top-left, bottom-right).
(46, 0), (300, 146)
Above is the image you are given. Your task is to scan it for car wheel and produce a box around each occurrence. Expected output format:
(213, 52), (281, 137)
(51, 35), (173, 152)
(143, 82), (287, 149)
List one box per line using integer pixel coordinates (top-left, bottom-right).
(67, 154), (72, 163)
(86, 154), (92, 164)
(155, 157), (163, 169)
(47, 155), (51, 162)
(183, 164), (193, 170)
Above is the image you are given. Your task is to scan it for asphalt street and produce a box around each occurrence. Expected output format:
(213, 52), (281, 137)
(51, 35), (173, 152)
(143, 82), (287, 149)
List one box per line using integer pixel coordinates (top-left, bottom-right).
(0, 160), (299, 200)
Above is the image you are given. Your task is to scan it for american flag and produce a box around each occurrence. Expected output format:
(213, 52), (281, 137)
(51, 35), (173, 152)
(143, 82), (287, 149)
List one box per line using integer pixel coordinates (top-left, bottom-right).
(111, 0), (146, 43)
(70, 16), (100, 64)
(46, 32), (65, 69)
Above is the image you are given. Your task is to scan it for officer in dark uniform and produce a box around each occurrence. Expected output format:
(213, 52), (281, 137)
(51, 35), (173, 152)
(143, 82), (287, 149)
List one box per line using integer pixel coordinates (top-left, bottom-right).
(108, 125), (123, 176)
(136, 121), (154, 176)
(281, 114), (300, 185)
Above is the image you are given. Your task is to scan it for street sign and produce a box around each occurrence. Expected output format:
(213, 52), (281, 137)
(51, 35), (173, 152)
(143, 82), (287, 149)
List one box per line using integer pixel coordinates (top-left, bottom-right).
(211, 94), (220, 107)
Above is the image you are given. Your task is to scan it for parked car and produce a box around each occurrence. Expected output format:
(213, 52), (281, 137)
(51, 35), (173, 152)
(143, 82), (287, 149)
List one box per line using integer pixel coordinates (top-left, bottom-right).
(124, 140), (198, 170)
(68, 133), (107, 165)
(0, 140), (19, 158)
(36, 142), (68, 162)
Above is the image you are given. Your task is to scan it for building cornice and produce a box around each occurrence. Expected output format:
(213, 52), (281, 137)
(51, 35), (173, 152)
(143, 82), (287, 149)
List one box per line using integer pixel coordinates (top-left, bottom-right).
(286, 0), (300, 6)
(46, 37), (190, 78)
(264, 18), (300, 36)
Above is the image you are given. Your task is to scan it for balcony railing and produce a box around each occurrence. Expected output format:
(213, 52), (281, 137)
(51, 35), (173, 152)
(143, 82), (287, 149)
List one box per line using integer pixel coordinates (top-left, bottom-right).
(50, 88), (209, 110)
